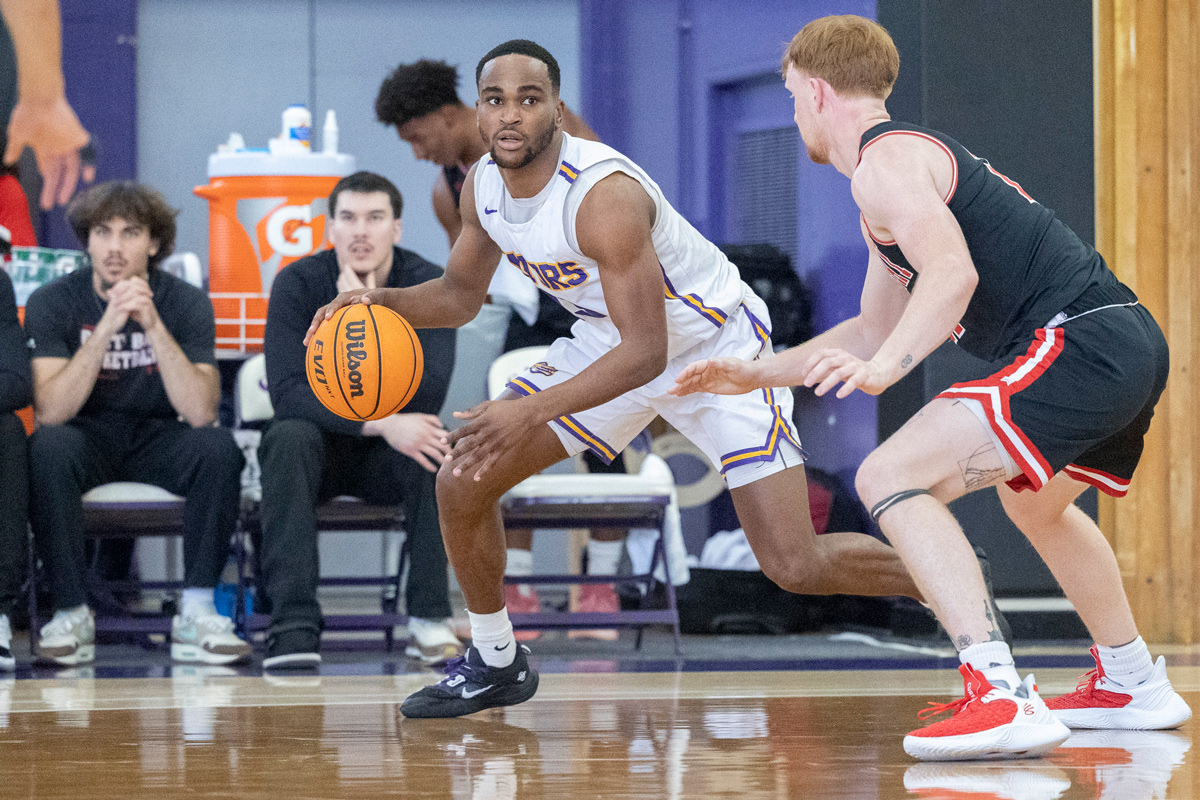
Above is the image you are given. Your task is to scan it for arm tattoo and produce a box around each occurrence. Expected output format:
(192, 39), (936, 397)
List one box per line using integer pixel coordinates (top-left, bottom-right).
(901, 354), (913, 369)
(955, 634), (973, 650)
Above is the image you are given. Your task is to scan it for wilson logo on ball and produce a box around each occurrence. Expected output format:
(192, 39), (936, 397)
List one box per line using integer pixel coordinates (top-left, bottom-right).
(306, 303), (423, 421)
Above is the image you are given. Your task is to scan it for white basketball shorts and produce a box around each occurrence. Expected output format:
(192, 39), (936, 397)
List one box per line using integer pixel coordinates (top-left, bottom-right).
(504, 295), (804, 489)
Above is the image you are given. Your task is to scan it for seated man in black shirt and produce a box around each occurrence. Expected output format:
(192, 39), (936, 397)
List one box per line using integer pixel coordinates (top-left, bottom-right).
(260, 171), (460, 669)
(24, 181), (249, 666)
(0, 268), (31, 672)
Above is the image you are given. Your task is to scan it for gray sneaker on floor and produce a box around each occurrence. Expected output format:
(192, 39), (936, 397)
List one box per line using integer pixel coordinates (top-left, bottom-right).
(38, 606), (95, 666)
(172, 611), (252, 665)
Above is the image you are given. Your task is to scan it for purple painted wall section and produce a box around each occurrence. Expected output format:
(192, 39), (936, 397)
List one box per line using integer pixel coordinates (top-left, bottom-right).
(581, 0), (878, 479)
(42, 0), (137, 249)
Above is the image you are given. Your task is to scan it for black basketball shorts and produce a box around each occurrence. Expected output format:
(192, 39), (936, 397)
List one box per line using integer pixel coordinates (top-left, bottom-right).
(937, 302), (1168, 497)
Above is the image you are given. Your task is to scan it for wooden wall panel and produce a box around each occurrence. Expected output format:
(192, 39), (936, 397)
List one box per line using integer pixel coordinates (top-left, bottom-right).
(1095, 0), (1200, 642)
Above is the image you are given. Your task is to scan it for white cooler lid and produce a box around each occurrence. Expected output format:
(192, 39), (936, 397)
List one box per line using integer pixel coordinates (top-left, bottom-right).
(207, 150), (356, 178)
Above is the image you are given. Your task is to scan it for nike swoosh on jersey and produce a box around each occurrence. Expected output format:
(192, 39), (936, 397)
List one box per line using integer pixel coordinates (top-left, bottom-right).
(461, 685), (494, 699)
(484, 207), (498, 214)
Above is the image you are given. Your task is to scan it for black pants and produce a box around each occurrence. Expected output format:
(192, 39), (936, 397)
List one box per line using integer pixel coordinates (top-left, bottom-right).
(257, 418), (451, 638)
(0, 413), (28, 618)
(29, 414), (244, 611)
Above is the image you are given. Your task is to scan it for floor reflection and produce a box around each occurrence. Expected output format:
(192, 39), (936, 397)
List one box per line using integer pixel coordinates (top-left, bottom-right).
(0, 671), (1192, 799)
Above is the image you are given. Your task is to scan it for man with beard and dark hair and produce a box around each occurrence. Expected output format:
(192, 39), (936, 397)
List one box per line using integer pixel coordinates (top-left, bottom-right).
(376, 55), (628, 639)
(311, 39), (927, 718)
(23, 180), (248, 667)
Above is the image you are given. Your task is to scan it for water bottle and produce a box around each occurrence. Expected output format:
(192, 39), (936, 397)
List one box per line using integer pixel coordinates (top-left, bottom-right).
(322, 109), (338, 154)
(282, 103), (312, 148)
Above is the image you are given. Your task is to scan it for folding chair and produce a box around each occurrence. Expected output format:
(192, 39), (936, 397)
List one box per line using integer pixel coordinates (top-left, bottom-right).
(28, 481), (190, 656)
(491, 347), (683, 653)
(234, 354), (409, 649)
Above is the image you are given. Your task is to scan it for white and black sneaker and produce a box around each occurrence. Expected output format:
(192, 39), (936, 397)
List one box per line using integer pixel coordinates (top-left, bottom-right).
(0, 614), (14, 672)
(400, 644), (539, 718)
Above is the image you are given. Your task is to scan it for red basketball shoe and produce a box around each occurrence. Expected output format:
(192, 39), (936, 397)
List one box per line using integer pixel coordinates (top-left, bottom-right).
(904, 664), (1070, 761)
(1046, 645), (1191, 730)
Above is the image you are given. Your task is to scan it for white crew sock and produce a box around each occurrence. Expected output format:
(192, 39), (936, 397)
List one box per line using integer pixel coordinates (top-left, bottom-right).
(506, 548), (534, 597)
(1097, 636), (1154, 687)
(960, 641), (1021, 691)
(586, 539), (623, 576)
(469, 608), (517, 668)
(181, 588), (218, 619)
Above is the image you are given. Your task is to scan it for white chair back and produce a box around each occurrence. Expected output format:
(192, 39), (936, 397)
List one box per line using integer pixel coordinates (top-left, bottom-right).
(236, 353), (274, 425)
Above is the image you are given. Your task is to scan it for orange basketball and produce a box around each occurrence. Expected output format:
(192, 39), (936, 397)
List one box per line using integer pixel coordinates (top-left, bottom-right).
(306, 303), (424, 421)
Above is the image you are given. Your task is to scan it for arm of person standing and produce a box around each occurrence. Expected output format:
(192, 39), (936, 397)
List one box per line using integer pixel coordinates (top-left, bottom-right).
(119, 276), (219, 427)
(432, 171), (463, 248)
(0, 0), (91, 208)
(0, 270), (30, 412)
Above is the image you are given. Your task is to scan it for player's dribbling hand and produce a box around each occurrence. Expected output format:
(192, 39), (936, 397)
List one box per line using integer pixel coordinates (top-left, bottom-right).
(303, 288), (376, 346)
(445, 399), (539, 482)
(669, 357), (759, 397)
(802, 348), (892, 398)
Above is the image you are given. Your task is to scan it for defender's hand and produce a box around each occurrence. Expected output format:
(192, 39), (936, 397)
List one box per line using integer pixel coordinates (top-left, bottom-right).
(670, 356), (760, 397)
(802, 348), (894, 398)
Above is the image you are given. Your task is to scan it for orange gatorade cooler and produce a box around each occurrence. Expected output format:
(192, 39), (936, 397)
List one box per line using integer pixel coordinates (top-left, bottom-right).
(194, 150), (354, 354)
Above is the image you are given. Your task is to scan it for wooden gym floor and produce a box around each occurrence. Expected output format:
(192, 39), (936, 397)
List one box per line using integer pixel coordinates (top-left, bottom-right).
(1, 639), (1198, 799)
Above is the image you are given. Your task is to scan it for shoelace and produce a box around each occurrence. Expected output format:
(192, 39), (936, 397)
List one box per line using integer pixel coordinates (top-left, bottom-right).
(1069, 668), (1102, 697)
(437, 655), (485, 687)
(1068, 645), (1106, 697)
(917, 693), (977, 721)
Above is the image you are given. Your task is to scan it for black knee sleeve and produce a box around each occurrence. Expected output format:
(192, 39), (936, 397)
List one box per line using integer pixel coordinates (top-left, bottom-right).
(870, 489), (932, 522)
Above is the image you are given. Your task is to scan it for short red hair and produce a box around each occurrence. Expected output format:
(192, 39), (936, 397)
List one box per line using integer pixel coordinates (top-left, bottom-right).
(782, 15), (899, 99)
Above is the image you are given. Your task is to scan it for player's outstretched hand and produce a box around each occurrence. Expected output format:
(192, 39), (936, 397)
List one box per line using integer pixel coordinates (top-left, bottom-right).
(303, 288), (390, 346)
(446, 399), (539, 482)
(670, 356), (760, 397)
(802, 348), (892, 398)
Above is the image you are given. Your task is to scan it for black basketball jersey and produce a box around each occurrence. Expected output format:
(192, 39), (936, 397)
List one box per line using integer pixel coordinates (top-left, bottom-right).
(858, 121), (1129, 361)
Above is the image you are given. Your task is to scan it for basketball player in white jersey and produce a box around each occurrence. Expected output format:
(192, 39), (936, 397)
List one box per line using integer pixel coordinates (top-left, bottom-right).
(307, 39), (921, 718)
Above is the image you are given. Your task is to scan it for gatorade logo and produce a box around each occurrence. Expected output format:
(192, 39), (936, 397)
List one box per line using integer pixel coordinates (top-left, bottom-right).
(236, 196), (329, 294)
(344, 320), (368, 398)
(265, 205), (314, 257)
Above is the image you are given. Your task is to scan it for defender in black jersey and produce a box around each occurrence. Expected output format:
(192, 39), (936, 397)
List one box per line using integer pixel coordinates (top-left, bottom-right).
(674, 15), (1189, 760)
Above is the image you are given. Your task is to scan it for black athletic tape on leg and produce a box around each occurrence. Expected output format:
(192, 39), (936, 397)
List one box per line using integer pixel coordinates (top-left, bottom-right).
(870, 489), (932, 522)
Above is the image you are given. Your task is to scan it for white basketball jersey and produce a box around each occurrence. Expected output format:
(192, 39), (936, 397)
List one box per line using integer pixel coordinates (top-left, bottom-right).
(474, 133), (750, 358)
